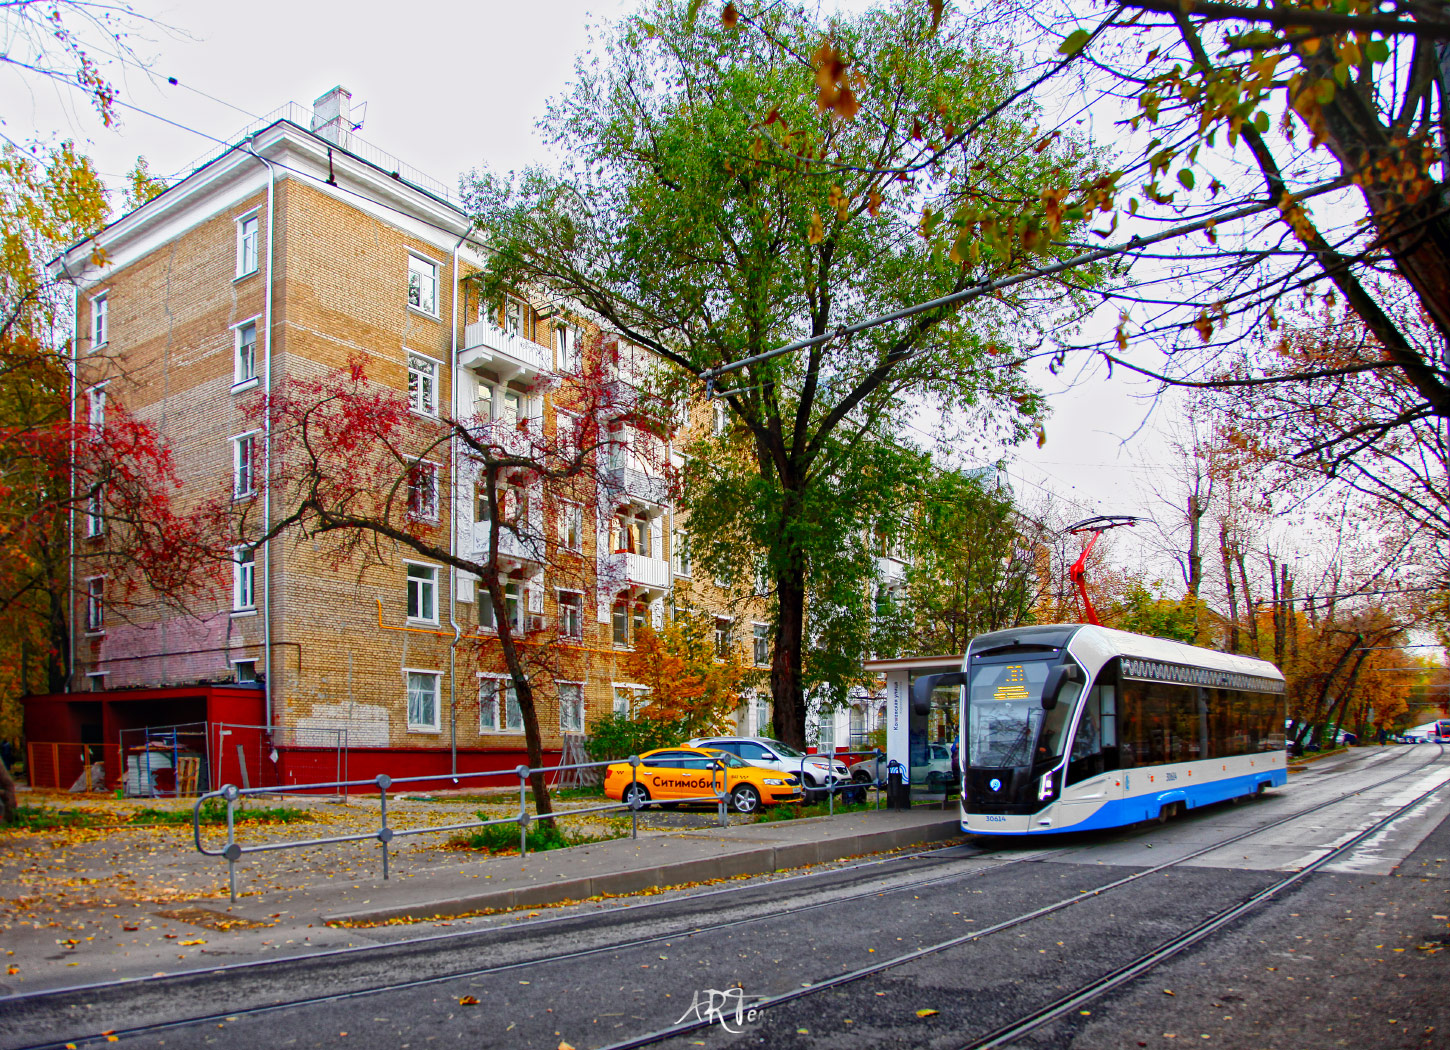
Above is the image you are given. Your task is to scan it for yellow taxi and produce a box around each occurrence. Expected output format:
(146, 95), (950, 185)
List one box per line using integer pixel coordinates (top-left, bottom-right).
(603, 747), (803, 814)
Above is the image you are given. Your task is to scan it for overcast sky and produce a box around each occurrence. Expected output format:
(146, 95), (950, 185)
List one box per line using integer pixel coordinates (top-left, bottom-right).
(1, 0), (1178, 541)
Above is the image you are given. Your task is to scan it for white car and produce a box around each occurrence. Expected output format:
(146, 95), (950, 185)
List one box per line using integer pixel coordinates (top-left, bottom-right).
(848, 744), (955, 790)
(687, 736), (852, 798)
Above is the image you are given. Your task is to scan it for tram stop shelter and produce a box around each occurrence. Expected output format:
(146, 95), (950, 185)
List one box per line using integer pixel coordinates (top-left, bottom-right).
(863, 653), (963, 802)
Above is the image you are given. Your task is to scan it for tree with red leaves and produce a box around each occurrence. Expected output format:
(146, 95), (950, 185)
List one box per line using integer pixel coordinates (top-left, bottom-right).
(253, 335), (671, 819)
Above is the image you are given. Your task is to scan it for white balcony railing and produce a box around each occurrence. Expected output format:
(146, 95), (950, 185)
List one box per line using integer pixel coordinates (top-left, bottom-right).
(469, 521), (544, 565)
(464, 417), (543, 458)
(603, 465), (670, 507)
(601, 550), (670, 591)
(461, 320), (552, 383)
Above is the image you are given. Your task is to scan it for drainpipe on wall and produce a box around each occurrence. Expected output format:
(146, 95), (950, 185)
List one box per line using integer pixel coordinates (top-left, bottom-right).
(448, 229), (468, 777)
(245, 138), (279, 732)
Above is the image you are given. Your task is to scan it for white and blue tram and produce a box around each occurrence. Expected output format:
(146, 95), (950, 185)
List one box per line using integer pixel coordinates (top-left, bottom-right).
(913, 624), (1287, 835)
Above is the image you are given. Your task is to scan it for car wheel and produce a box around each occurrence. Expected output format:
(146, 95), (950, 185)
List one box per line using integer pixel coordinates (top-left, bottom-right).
(622, 783), (650, 807)
(852, 769), (872, 784)
(731, 784), (761, 814)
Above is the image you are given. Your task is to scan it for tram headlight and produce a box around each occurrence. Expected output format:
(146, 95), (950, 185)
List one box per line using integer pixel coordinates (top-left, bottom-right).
(1037, 772), (1055, 801)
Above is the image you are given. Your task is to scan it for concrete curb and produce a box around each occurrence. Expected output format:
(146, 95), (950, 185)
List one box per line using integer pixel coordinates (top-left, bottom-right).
(324, 818), (965, 925)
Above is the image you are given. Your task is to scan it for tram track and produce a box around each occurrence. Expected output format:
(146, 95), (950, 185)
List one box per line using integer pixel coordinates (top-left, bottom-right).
(4, 744), (1441, 1050)
(598, 742), (1449, 1050)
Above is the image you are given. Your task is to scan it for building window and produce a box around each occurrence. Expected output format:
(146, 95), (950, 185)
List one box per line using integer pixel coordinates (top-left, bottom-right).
(753, 623), (770, 668)
(559, 503), (583, 551)
(407, 254), (438, 315)
(612, 599), (630, 646)
(478, 589), (496, 630)
(91, 293), (107, 349)
(407, 462), (438, 520)
(503, 297), (524, 335)
(85, 578), (104, 632)
(712, 400), (728, 436)
(504, 681), (524, 731)
(233, 433), (258, 498)
(613, 684), (646, 718)
(479, 678), (500, 731)
(234, 321), (258, 387)
(86, 672), (106, 692)
(406, 563), (438, 623)
(406, 670), (441, 731)
(714, 617), (732, 659)
(86, 485), (104, 537)
(672, 530), (692, 577)
(87, 386), (106, 430)
(234, 660), (257, 684)
(237, 213), (259, 277)
(560, 682), (584, 733)
(558, 591), (583, 639)
(233, 546), (256, 611)
(555, 323), (580, 372)
(407, 353), (438, 415)
(504, 581), (524, 633)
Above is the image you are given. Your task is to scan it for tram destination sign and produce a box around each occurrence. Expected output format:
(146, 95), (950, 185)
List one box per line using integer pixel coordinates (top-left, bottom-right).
(1119, 658), (1285, 695)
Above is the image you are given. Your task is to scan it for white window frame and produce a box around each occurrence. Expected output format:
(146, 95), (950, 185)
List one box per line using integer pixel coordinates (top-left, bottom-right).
(612, 683), (648, 718)
(753, 622), (770, 668)
(405, 669), (442, 732)
(555, 322), (581, 372)
(714, 616), (733, 659)
(558, 501), (583, 552)
(557, 589), (584, 639)
(233, 317), (260, 390)
(673, 529), (692, 578)
(503, 297), (524, 335)
(559, 681), (585, 734)
(407, 461), (440, 521)
(233, 545), (256, 612)
(84, 577), (105, 633)
(85, 484), (104, 538)
(232, 431), (259, 499)
(406, 351), (440, 416)
(86, 671), (106, 692)
(504, 680), (524, 732)
(232, 659), (258, 684)
(90, 292), (108, 350)
(477, 673), (507, 732)
(405, 561), (439, 624)
(87, 384), (106, 430)
(407, 253), (439, 316)
(236, 211), (259, 278)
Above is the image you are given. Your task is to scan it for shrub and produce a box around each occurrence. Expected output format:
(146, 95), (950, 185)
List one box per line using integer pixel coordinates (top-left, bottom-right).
(583, 713), (686, 764)
(452, 816), (626, 854)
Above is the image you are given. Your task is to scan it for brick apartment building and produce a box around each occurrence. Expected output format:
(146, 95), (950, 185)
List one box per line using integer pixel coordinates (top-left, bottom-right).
(26, 87), (791, 792)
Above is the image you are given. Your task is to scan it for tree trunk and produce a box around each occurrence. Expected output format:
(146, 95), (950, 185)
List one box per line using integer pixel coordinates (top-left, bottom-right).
(0, 761), (17, 823)
(771, 569), (807, 749)
(1283, 564), (1297, 666)
(1236, 550), (1259, 656)
(1219, 522), (1239, 653)
(1268, 552), (1284, 668)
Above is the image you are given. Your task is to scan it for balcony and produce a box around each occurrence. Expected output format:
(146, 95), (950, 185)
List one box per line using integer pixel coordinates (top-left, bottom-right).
(460, 320), (552, 386)
(468, 521), (544, 568)
(878, 554), (909, 584)
(602, 465), (670, 508)
(463, 416), (543, 459)
(600, 550), (670, 594)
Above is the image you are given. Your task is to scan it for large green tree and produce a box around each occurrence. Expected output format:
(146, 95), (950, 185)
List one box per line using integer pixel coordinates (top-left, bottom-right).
(468, 0), (1096, 746)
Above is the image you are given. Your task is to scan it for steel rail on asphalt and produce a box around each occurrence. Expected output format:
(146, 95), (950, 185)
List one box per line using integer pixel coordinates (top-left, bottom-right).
(594, 743), (1450, 1050)
(10, 747), (1439, 1050)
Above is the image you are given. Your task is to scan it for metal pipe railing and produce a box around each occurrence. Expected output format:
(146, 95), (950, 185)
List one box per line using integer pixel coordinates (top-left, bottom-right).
(192, 755), (733, 903)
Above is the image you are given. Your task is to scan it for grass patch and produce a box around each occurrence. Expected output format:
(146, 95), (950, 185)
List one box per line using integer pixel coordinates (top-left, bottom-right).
(4, 805), (108, 831)
(449, 815), (628, 854)
(553, 786), (607, 801)
(754, 799), (876, 823)
(131, 800), (313, 825)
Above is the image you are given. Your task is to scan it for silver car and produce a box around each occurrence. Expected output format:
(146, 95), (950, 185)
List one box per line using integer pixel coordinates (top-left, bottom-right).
(687, 736), (852, 797)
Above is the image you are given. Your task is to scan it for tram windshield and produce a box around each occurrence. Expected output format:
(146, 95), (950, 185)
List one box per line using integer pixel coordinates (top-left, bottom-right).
(966, 657), (1080, 769)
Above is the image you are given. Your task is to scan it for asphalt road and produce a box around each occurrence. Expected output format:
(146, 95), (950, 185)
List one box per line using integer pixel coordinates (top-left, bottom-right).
(6, 745), (1448, 1050)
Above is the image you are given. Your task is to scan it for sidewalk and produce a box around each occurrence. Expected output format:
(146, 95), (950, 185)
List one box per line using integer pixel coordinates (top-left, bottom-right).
(0, 806), (963, 994)
(251, 806), (965, 925)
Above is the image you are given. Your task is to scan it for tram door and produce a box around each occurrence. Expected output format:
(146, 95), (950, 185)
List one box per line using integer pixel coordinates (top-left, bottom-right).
(906, 673), (960, 799)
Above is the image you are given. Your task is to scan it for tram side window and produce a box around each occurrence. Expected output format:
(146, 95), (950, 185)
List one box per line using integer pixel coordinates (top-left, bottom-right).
(1067, 682), (1118, 784)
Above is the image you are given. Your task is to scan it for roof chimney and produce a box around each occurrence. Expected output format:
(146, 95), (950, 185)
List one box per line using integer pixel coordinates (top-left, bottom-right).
(311, 86), (352, 146)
